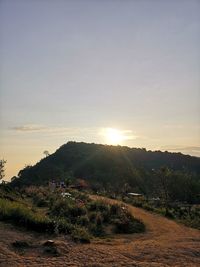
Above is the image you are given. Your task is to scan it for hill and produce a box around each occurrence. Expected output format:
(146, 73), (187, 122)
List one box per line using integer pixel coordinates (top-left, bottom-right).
(11, 142), (200, 202)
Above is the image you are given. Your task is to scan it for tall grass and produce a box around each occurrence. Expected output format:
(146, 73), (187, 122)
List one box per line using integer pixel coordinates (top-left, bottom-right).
(0, 191), (146, 242)
(0, 198), (91, 242)
(0, 198), (55, 232)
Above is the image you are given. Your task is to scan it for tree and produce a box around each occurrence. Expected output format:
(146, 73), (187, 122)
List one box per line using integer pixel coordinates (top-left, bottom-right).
(0, 159), (6, 181)
(11, 176), (18, 182)
(43, 150), (50, 157)
(157, 167), (171, 215)
(18, 165), (32, 178)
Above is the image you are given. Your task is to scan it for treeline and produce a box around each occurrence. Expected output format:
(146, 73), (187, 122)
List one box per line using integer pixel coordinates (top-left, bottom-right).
(11, 142), (200, 204)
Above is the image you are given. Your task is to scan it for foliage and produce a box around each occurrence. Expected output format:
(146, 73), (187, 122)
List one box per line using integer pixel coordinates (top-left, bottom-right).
(9, 185), (145, 238)
(12, 142), (200, 203)
(109, 204), (145, 234)
(125, 195), (200, 230)
(10, 142), (200, 206)
(71, 227), (91, 243)
(0, 184), (146, 243)
(113, 216), (145, 234)
(0, 159), (6, 181)
(0, 198), (54, 232)
(76, 215), (90, 226)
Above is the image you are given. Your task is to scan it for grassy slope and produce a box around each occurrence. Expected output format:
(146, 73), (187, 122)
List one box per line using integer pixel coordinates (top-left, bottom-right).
(0, 195), (200, 267)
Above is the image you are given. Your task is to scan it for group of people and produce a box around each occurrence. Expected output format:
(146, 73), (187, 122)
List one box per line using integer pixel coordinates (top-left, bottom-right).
(49, 180), (66, 190)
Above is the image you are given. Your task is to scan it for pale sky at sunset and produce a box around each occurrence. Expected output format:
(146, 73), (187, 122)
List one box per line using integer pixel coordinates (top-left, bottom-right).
(0, 0), (200, 180)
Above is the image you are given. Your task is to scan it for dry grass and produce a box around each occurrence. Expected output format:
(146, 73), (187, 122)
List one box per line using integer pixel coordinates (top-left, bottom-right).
(0, 196), (200, 267)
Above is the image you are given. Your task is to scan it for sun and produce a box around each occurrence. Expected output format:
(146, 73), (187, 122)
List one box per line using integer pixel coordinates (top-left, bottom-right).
(100, 127), (136, 145)
(103, 128), (125, 145)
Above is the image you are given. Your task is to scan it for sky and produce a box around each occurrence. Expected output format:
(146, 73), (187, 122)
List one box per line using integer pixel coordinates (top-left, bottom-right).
(0, 0), (200, 180)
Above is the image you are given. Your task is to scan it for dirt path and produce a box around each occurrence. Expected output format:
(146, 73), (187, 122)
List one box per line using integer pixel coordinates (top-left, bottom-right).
(0, 196), (200, 267)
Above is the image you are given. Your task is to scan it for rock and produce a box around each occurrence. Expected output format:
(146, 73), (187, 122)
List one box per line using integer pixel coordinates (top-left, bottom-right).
(43, 240), (55, 246)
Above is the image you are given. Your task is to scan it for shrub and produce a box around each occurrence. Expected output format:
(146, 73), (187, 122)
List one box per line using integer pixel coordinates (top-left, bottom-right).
(72, 191), (89, 202)
(165, 209), (175, 219)
(71, 226), (91, 243)
(95, 212), (103, 225)
(113, 216), (145, 234)
(89, 223), (104, 237)
(53, 218), (74, 234)
(76, 215), (90, 226)
(88, 211), (96, 222)
(110, 207), (145, 234)
(50, 198), (87, 222)
(181, 218), (200, 230)
(50, 198), (71, 217)
(142, 203), (154, 211)
(101, 209), (110, 223)
(68, 205), (87, 218)
(90, 212), (105, 237)
(33, 194), (48, 207)
(0, 199), (54, 233)
(110, 204), (121, 216)
(87, 201), (110, 213)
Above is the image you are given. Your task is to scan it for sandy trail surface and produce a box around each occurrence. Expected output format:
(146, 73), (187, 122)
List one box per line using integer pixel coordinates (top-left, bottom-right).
(0, 195), (200, 267)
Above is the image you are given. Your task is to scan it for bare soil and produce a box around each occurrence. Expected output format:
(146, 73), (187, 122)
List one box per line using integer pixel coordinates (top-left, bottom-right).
(0, 196), (200, 267)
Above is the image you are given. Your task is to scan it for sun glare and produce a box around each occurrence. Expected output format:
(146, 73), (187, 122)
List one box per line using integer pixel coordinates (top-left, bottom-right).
(101, 128), (126, 145)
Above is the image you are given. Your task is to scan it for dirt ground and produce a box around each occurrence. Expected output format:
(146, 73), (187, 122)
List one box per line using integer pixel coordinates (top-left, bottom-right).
(0, 196), (200, 267)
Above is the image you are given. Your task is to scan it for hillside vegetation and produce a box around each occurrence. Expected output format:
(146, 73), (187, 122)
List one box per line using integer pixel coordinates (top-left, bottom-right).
(0, 185), (144, 243)
(11, 142), (200, 204)
(0, 193), (200, 267)
(10, 142), (200, 204)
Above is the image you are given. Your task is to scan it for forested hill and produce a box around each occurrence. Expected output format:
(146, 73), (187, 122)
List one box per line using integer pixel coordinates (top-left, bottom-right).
(11, 141), (200, 192)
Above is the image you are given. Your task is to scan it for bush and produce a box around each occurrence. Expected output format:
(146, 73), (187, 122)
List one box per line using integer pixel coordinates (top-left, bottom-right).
(72, 191), (89, 202)
(89, 223), (104, 237)
(88, 211), (97, 223)
(142, 203), (154, 211)
(113, 215), (145, 234)
(0, 199), (54, 233)
(110, 206), (145, 234)
(0, 190), (147, 239)
(76, 215), (90, 226)
(50, 198), (71, 217)
(71, 226), (91, 243)
(165, 209), (175, 219)
(33, 195), (48, 207)
(53, 218), (74, 234)
(69, 205), (87, 218)
(50, 198), (87, 222)
(95, 212), (103, 225)
(110, 204), (121, 216)
(87, 201), (110, 213)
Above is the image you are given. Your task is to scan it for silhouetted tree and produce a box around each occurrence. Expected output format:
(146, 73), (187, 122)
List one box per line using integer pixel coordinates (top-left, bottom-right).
(10, 142), (200, 205)
(18, 165), (32, 178)
(43, 150), (50, 157)
(0, 159), (6, 181)
(157, 167), (171, 215)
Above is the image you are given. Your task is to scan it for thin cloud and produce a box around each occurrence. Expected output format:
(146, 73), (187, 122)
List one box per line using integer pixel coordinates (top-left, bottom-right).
(168, 146), (200, 152)
(160, 145), (200, 157)
(11, 125), (47, 132)
(10, 125), (100, 137)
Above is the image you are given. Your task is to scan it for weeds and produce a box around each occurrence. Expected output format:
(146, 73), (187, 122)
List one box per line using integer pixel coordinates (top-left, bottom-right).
(0, 188), (146, 242)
